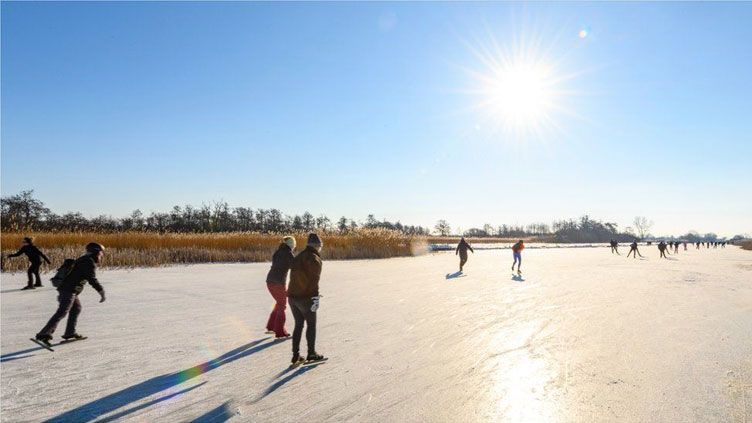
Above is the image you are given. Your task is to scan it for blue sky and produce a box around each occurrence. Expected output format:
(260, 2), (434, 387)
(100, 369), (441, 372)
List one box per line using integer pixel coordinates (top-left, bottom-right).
(2, 2), (751, 237)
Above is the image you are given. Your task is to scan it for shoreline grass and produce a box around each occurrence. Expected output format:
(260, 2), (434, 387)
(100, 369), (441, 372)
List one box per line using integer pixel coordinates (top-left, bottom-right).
(1, 230), (427, 272)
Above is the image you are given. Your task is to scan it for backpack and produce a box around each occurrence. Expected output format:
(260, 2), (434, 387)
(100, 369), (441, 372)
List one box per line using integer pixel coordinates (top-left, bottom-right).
(51, 259), (76, 288)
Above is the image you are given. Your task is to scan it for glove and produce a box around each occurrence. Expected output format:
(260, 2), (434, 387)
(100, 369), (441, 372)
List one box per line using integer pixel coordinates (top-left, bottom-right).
(99, 290), (106, 303)
(311, 296), (320, 312)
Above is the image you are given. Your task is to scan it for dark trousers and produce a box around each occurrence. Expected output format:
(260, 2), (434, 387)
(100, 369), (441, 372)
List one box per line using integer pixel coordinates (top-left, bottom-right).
(39, 291), (81, 338)
(288, 296), (316, 355)
(27, 262), (42, 286)
(265, 282), (289, 337)
(459, 253), (468, 271)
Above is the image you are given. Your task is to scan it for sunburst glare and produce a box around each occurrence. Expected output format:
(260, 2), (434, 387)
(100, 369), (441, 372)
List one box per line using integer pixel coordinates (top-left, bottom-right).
(461, 23), (587, 142)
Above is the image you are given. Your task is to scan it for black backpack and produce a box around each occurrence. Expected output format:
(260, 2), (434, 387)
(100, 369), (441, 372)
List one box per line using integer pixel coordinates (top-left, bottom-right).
(51, 259), (76, 288)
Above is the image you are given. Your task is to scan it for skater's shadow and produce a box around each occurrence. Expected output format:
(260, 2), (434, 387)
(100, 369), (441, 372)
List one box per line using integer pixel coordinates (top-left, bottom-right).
(511, 274), (525, 282)
(445, 271), (465, 280)
(46, 337), (282, 423)
(191, 400), (233, 423)
(0, 343), (59, 362)
(252, 362), (326, 404)
(665, 257), (678, 261)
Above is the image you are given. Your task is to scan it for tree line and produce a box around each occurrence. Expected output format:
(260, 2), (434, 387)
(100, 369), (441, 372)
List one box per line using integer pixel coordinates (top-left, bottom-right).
(1, 190), (431, 235)
(2, 190), (741, 242)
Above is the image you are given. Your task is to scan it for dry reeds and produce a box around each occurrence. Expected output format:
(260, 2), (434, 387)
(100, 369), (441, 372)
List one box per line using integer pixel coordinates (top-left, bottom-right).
(0, 230), (426, 272)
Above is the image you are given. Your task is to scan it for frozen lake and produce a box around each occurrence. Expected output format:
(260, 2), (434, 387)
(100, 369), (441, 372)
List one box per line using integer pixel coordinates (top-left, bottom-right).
(2, 246), (751, 422)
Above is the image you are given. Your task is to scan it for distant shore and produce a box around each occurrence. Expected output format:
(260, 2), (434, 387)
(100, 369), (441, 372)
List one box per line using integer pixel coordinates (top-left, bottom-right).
(1, 231), (745, 272)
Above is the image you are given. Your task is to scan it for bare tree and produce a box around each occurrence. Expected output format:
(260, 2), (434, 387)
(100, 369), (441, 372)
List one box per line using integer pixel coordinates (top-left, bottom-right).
(633, 216), (653, 239)
(434, 220), (451, 236)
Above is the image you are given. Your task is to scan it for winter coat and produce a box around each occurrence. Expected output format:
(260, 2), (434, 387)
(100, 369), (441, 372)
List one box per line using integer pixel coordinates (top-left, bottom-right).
(58, 254), (104, 295)
(266, 243), (294, 284)
(512, 242), (525, 253)
(455, 240), (474, 257)
(8, 244), (50, 265)
(287, 246), (322, 298)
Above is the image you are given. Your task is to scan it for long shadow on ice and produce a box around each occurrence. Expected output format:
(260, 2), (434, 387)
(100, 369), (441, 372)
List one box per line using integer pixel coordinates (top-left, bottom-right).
(251, 362), (326, 404)
(46, 337), (283, 423)
(1, 343), (62, 362)
(191, 401), (234, 423)
(445, 271), (466, 280)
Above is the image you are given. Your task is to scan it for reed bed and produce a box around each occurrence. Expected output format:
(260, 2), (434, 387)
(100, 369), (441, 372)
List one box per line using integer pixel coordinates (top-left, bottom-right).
(741, 240), (752, 251)
(1, 230), (427, 272)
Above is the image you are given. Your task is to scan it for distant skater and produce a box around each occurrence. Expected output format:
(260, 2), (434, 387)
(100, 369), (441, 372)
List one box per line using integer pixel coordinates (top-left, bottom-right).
(6, 237), (51, 290)
(673, 241), (679, 254)
(658, 241), (668, 258)
(287, 233), (326, 365)
(610, 239), (620, 255)
(455, 237), (474, 272)
(683, 242), (687, 251)
(511, 240), (524, 275)
(627, 240), (642, 258)
(35, 242), (106, 347)
(264, 236), (296, 339)
(696, 242), (701, 249)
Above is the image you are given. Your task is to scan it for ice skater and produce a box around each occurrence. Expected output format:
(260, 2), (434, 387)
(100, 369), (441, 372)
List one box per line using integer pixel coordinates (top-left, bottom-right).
(264, 236), (296, 339)
(455, 237), (474, 272)
(627, 240), (642, 258)
(673, 241), (679, 254)
(511, 240), (524, 275)
(610, 239), (620, 254)
(6, 237), (51, 290)
(658, 241), (669, 258)
(683, 242), (688, 251)
(35, 242), (106, 347)
(287, 233), (326, 365)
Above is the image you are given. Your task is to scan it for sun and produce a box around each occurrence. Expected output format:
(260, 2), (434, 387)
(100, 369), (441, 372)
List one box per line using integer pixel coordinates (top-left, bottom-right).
(484, 60), (554, 132)
(461, 27), (583, 141)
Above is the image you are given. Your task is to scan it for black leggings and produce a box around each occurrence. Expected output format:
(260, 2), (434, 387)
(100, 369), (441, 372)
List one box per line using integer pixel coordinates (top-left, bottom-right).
(289, 296), (317, 355)
(27, 262), (42, 286)
(459, 253), (468, 270)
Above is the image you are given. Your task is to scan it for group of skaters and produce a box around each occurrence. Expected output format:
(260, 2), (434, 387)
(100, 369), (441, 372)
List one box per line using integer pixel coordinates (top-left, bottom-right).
(8, 234), (327, 366)
(455, 237), (525, 275)
(6, 232), (733, 366)
(449, 236), (730, 273)
(610, 238), (726, 259)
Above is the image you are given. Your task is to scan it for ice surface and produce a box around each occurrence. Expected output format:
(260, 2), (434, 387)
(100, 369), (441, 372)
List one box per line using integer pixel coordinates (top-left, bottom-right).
(2, 247), (751, 422)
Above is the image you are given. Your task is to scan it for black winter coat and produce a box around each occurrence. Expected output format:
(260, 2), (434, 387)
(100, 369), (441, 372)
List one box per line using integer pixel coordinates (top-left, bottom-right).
(266, 244), (294, 284)
(455, 240), (474, 257)
(8, 244), (51, 264)
(287, 246), (322, 298)
(58, 254), (104, 295)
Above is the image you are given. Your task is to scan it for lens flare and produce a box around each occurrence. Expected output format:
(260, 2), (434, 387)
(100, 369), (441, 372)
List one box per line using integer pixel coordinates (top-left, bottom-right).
(459, 21), (588, 142)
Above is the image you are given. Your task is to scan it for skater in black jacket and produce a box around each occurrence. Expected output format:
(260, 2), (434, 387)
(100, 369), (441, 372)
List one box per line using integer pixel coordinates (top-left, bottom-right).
(610, 239), (620, 255)
(658, 241), (669, 258)
(287, 233), (325, 365)
(455, 237), (474, 272)
(35, 242), (106, 346)
(627, 241), (642, 258)
(265, 236), (296, 338)
(7, 237), (51, 289)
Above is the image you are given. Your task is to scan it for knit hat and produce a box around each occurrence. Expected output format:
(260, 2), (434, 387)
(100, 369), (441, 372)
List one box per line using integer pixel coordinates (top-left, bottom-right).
(307, 233), (323, 248)
(23, 237), (33, 244)
(283, 236), (296, 249)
